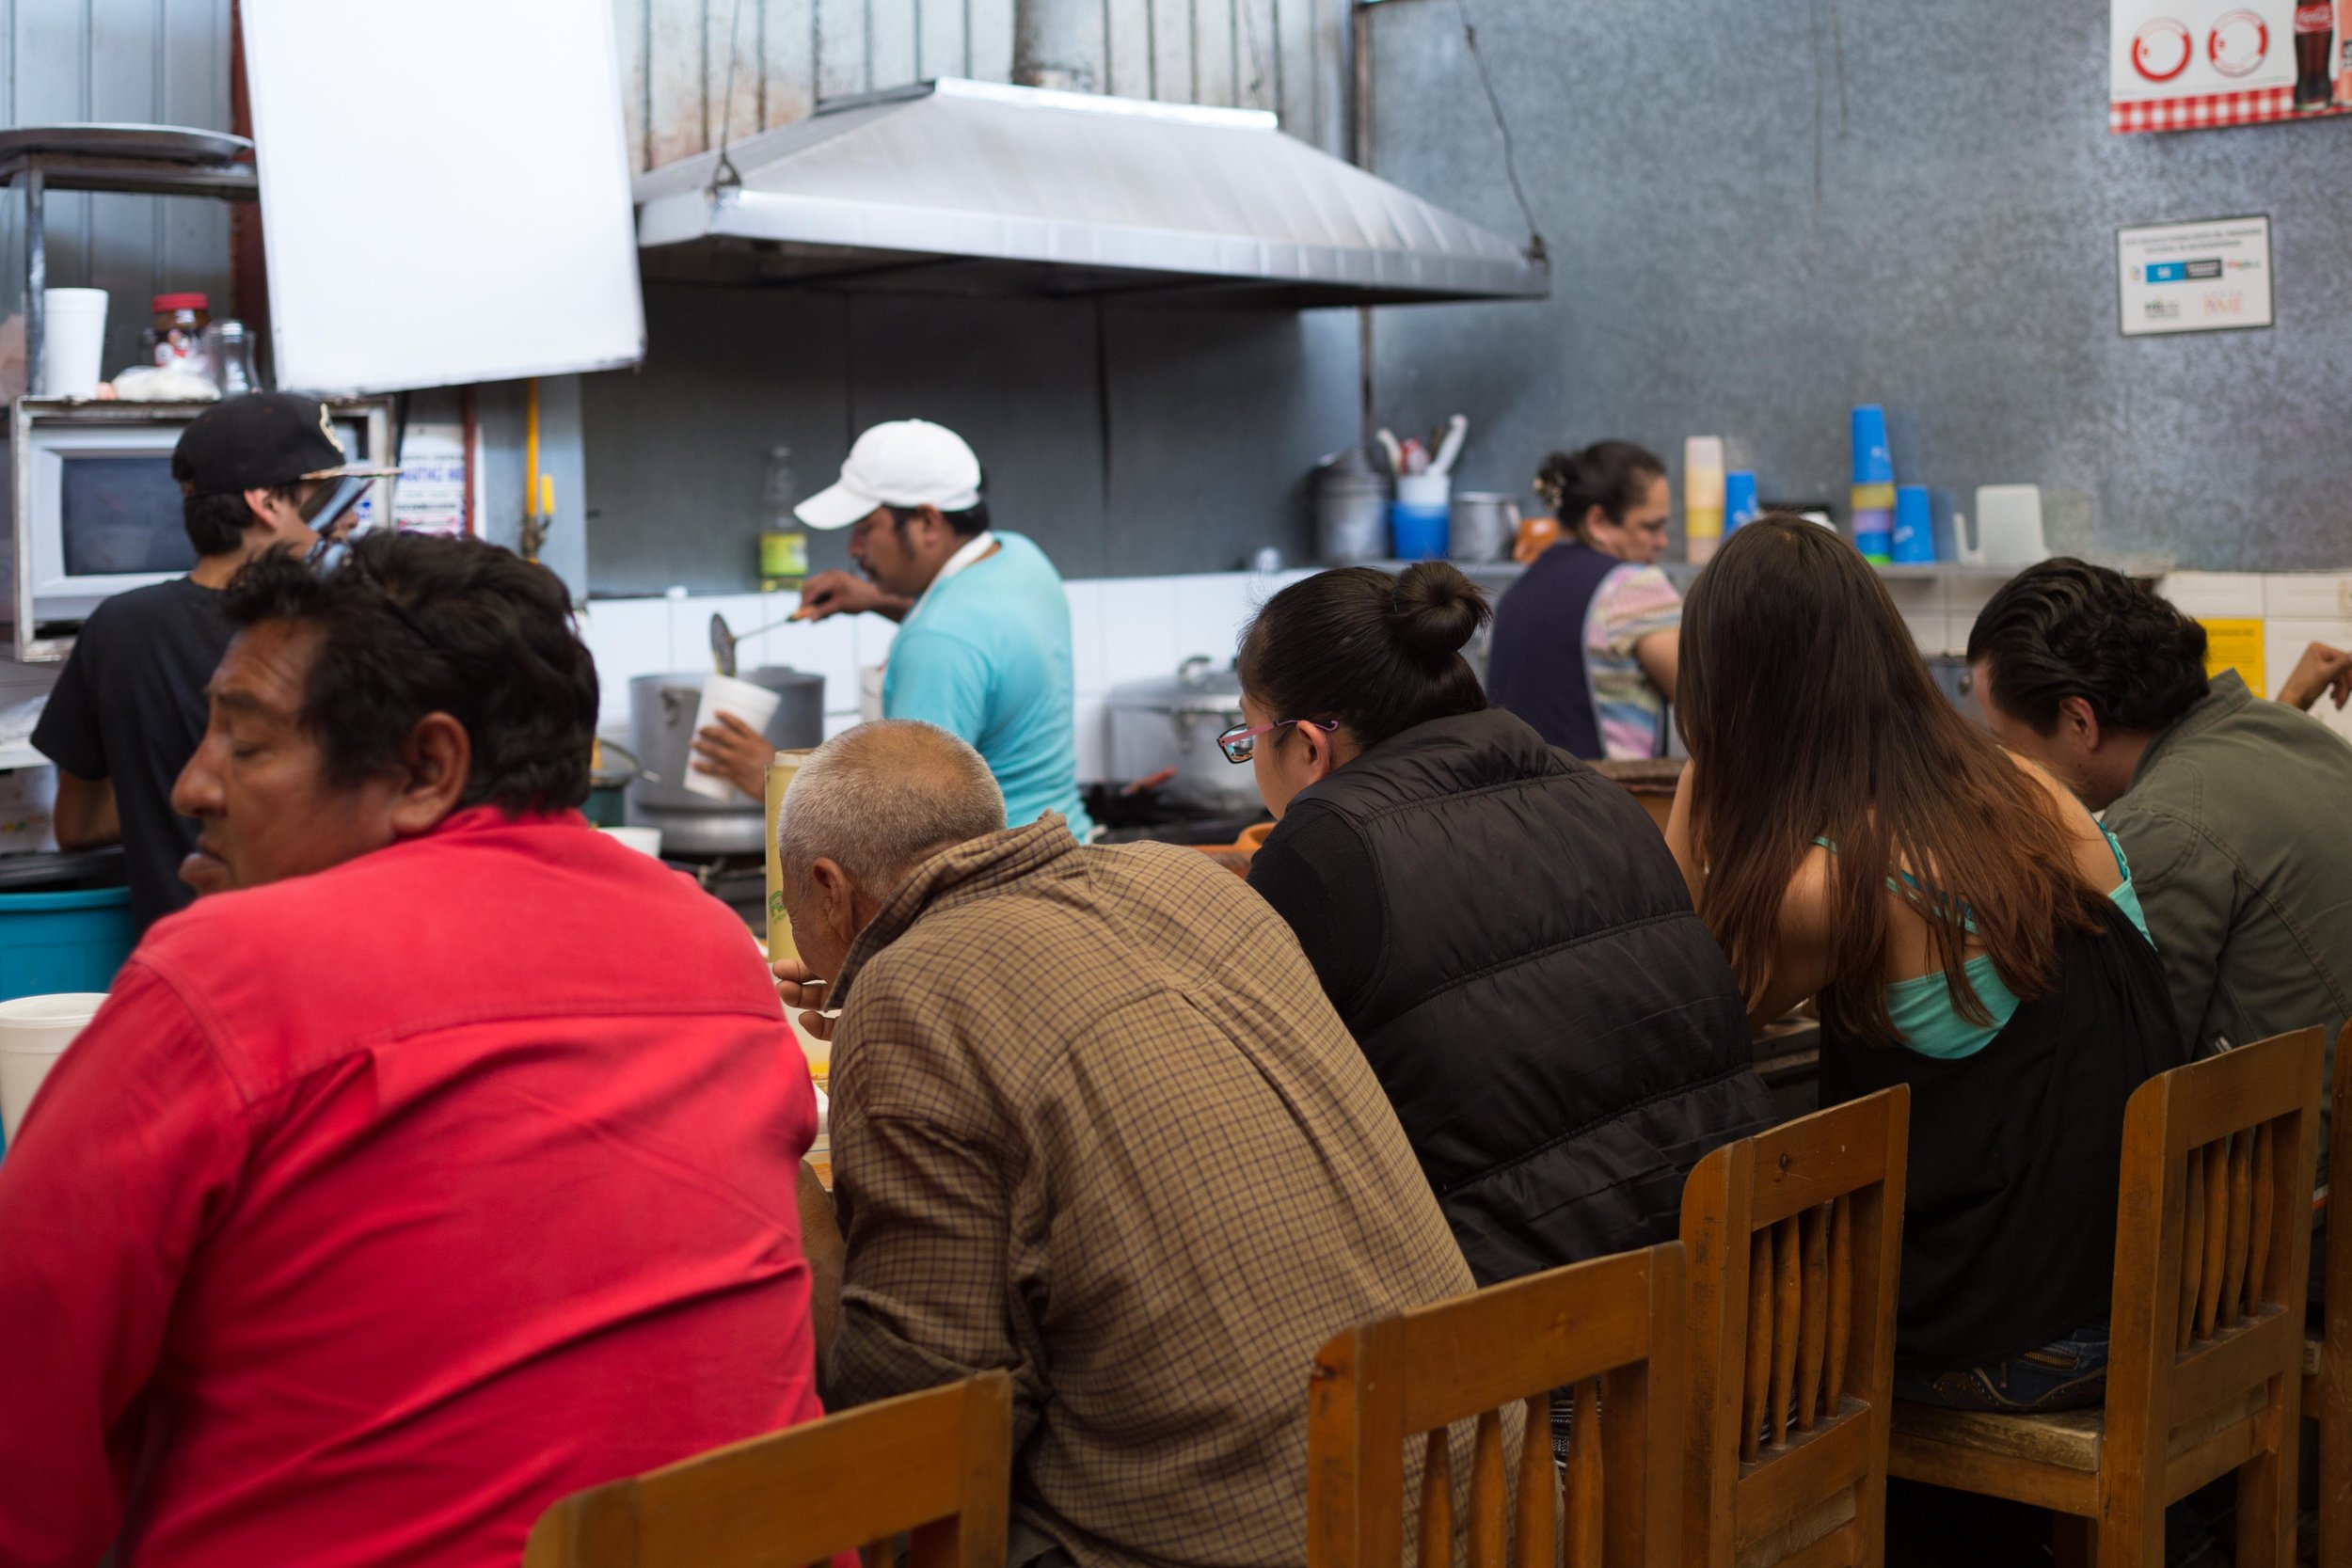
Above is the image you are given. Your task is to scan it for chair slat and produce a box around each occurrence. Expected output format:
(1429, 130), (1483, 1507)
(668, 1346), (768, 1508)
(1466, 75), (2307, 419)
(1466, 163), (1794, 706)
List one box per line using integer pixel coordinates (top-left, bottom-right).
(2179, 1144), (2205, 1354)
(1513, 1394), (1556, 1568)
(2222, 1129), (2253, 1329)
(2246, 1120), (2274, 1322)
(1771, 1214), (1801, 1448)
(1566, 1377), (1604, 1568)
(1825, 1194), (1852, 1410)
(1796, 1204), (1829, 1432)
(1469, 1410), (1508, 1568)
(1743, 1227), (1773, 1464)
(1420, 1428), (1454, 1568)
(2199, 1134), (2229, 1341)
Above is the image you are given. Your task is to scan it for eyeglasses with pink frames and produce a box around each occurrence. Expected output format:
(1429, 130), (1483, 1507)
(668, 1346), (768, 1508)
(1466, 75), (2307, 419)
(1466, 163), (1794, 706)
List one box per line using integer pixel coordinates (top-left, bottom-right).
(1216, 715), (1339, 765)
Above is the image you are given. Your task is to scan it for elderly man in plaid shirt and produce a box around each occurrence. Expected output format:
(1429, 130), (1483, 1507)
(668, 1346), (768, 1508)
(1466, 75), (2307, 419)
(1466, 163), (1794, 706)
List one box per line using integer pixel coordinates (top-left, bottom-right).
(777, 721), (1474, 1568)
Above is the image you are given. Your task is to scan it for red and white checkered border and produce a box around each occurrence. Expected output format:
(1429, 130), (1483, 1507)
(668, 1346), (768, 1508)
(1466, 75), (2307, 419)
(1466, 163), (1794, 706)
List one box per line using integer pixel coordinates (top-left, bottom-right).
(2112, 84), (2352, 132)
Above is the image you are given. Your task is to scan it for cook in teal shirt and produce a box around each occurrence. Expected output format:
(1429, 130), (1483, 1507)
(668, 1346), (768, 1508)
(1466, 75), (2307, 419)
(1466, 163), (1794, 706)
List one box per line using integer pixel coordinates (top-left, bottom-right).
(882, 532), (1094, 838)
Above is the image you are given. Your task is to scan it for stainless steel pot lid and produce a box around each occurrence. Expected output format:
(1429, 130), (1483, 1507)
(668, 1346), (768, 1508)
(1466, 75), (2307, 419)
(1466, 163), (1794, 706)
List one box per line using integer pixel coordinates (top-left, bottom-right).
(1108, 655), (1245, 715)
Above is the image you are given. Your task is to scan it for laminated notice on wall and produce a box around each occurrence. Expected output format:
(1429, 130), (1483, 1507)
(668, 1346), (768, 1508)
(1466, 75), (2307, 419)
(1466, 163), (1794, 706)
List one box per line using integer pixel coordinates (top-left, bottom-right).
(2118, 217), (2273, 336)
(391, 423), (468, 536)
(2200, 617), (2267, 693)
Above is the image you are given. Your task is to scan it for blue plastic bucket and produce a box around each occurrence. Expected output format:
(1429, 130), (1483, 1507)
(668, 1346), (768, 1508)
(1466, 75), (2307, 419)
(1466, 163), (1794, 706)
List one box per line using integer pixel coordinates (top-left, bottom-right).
(0, 886), (135, 1003)
(1390, 502), (1450, 561)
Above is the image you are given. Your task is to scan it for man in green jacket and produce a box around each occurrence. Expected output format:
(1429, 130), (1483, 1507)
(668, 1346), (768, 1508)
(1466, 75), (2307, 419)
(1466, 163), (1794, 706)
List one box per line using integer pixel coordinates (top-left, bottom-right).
(1967, 562), (2352, 1108)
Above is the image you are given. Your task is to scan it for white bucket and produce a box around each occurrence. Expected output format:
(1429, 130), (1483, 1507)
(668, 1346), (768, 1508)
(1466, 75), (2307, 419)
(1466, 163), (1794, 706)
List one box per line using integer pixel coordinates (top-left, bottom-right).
(40, 288), (108, 399)
(1394, 472), (1452, 510)
(685, 673), (785, 801)
(599, 824), (664, 857)
(0, 991), (106, 1143)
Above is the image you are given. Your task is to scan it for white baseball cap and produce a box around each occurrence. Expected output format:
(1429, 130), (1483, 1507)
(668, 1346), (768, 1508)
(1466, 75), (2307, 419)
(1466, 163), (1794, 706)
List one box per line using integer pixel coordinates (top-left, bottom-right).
(796, 420), (984, 531)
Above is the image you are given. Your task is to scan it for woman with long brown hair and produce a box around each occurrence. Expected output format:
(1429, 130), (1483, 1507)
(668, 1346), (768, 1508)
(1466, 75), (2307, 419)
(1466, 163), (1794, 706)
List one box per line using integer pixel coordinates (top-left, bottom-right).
(1665, 516), (2185, 1413)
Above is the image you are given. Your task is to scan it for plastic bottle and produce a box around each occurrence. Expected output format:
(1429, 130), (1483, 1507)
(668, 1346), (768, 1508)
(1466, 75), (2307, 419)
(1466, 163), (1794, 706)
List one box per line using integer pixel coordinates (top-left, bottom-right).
(759, 446), (807, 593)
(1684, 436), (1725, 565)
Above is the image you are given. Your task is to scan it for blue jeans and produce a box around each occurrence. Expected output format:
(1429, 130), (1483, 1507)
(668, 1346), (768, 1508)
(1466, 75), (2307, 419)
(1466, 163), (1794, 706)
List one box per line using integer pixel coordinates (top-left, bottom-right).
(1893, 1323), (2110, 1412)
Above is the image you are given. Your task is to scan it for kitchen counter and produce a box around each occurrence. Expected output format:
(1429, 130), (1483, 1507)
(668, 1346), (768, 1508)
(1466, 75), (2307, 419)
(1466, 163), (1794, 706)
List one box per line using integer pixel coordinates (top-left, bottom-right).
(1591, 756), (1683, 833)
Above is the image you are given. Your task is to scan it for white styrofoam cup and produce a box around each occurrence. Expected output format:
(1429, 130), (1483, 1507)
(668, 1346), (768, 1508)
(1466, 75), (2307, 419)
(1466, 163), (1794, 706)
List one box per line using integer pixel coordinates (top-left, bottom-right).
(40, 288), (109, 398)
(686, 673), (786, 801)
(0, 991), (107, 1143)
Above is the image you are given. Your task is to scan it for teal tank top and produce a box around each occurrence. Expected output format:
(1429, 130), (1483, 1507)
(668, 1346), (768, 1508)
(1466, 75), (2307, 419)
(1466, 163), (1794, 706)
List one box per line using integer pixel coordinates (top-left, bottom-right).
(1817, 828), (2153, 1061)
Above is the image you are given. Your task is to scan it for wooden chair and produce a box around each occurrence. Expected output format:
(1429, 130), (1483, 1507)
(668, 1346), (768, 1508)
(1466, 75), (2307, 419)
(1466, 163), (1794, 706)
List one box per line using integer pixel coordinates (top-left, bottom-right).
(1680, 1086), (1910, 1568)
(1308, 1242), (1686, 1568)
(522, 1371), (1013, 1568)
(1887, 1027), (2324, 1568)
(2305, 1021), (2352, 1567)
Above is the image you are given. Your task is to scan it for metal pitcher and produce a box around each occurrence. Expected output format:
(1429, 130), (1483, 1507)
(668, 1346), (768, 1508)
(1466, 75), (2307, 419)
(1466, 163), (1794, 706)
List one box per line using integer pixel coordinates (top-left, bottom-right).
(1448, 493), (1521, 564)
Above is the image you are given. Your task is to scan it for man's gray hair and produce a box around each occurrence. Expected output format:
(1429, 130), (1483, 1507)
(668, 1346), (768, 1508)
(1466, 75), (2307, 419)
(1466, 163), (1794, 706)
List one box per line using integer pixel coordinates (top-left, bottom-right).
(776, 720), (1007, 897)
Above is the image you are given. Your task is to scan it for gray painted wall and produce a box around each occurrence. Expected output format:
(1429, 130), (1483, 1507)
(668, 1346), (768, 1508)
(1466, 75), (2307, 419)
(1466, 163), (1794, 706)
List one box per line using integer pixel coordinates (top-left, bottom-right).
(580, 283), (1359, 592)
(1, 0), (236, 378)
(1361, 0), (2352, 571)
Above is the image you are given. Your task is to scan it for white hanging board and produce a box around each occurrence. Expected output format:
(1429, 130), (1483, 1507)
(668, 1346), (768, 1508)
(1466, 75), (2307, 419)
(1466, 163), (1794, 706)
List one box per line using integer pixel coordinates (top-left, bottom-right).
(242, 0), (645, 393)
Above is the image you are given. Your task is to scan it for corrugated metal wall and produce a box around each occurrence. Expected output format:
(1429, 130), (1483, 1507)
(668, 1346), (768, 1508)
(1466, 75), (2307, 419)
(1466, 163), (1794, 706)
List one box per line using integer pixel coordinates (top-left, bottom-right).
(0, 0), (237, 378)
(613, 0), (1343, 173)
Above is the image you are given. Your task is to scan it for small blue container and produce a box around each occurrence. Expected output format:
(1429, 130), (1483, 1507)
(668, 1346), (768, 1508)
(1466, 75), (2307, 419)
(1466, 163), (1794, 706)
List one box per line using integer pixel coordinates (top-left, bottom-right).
(0, 886), (135, 1003)
(1892, 484), (1936, 564)
(1851, 405), (1894, 485)
(1389, 502), (1450, 562)
(1724, 471), (1760, 533)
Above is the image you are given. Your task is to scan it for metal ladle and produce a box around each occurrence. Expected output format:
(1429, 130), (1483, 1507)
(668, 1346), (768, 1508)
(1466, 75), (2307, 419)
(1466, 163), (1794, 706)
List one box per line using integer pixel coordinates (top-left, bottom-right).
(708, 610), (804, 677)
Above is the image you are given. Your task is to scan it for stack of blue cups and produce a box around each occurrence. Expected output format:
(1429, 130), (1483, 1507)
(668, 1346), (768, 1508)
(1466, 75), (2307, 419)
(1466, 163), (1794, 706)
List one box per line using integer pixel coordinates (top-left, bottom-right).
(1724, 471), (1761, 534)
(1892, 484), (1937, 564)
(1850, 405), (1895, 563)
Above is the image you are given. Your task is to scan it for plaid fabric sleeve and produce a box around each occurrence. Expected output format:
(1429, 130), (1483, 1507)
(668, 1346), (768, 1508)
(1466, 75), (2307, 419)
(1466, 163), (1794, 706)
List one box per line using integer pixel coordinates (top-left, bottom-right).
(825, 1109), (1040, 1441)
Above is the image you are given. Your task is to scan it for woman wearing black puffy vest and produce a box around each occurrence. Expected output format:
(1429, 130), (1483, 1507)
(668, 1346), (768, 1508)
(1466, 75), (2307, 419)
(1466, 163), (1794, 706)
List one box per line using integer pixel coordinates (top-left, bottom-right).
(1230, 562), (1779, 1286)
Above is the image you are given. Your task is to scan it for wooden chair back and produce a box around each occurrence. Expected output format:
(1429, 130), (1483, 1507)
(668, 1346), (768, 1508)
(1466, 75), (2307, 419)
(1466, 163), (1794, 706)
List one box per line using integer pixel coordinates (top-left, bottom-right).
(2102, 1026), (2322, 1565)
(1307, 1242), (1685, 1568)
(2305, 1022), (2351, 1564)
(522, 1372), (1013, 1568)
(1679, 1087), (1909, 1568)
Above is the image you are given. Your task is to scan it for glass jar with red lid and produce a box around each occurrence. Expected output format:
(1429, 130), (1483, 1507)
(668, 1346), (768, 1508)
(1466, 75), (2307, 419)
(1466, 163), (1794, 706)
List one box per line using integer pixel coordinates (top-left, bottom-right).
(149, 293), (211, 374)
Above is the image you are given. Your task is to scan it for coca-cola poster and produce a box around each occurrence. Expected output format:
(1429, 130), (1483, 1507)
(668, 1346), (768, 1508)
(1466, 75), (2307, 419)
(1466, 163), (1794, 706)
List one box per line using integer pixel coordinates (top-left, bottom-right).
(2110, 0), (2351, 130)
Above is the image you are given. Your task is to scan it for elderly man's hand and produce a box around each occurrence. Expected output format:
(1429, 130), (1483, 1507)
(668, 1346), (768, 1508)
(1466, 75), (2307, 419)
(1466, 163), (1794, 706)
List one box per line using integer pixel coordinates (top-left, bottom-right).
(2277, 641), (2352, 713)
(691, 712), (777, 801)
(773, 957), (836, 1040)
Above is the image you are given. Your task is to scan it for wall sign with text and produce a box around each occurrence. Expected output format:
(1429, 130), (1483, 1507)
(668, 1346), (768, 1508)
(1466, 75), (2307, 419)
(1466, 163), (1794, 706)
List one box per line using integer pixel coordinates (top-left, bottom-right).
(2118, 217), (2274, 335)
(2111, 0), (2351, 131)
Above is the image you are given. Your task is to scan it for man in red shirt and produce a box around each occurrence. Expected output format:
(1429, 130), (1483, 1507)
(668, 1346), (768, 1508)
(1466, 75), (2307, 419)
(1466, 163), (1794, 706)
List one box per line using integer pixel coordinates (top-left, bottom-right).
(0, 534), (829, 1567)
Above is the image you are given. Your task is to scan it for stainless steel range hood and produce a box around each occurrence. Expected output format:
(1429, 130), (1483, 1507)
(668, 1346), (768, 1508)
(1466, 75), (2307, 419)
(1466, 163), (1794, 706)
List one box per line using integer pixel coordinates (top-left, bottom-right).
(634, 78), (1549, 308)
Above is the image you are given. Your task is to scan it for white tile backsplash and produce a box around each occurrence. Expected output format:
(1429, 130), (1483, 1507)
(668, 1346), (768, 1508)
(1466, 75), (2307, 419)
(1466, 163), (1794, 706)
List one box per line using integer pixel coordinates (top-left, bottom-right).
(1172, 574), (1257, 667)
(2158, 572), (2266, 620)
(582, 566), (2096, 775)
(579, 599), (673, 728)
(1095, 578), (1180, 689)
(1065, 581), (1105, 698)
(1901, 612), (1953, 657)
(2264, 617), (2352, 744)
(758, 614), (859, 717)
(852, 615), (898, 677)
(2265, 572), (2352, 621)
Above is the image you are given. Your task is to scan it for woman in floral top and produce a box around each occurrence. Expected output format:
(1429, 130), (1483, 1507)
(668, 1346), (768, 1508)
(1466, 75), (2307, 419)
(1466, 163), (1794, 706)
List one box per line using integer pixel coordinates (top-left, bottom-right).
(1486, 439), (1683, 759)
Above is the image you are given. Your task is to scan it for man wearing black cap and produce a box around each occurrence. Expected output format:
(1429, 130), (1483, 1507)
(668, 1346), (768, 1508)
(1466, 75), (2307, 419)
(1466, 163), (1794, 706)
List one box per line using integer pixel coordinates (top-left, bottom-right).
(32, 391), (392, 933)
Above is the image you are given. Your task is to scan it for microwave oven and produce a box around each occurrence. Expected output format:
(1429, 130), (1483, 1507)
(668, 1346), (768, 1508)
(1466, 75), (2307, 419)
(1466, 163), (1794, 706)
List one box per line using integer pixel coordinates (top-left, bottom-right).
(4, 398), (393, 661)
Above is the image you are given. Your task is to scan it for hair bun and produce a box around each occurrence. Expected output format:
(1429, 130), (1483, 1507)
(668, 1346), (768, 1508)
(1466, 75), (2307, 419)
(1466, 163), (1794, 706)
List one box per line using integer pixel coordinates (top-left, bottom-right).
(1390, 562), (1493, 660)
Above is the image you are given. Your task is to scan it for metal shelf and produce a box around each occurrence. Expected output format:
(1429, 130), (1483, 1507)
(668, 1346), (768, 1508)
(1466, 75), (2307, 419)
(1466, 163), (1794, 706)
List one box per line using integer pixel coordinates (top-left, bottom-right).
(1, 131), (260, 398)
